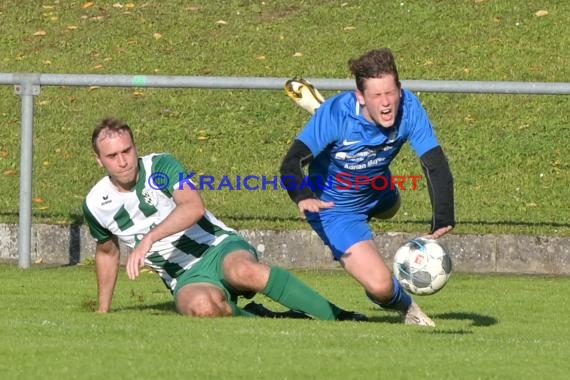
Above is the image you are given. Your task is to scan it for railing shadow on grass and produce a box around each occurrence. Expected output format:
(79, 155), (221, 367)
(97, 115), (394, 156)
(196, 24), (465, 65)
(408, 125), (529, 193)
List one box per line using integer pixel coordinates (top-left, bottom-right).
(215, 214), (570, 229)
(1, 211), (569, 229)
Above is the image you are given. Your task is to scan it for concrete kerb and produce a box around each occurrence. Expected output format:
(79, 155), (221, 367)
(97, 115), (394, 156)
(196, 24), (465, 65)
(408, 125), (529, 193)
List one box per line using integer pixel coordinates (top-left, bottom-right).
(0, 224), (569, 275)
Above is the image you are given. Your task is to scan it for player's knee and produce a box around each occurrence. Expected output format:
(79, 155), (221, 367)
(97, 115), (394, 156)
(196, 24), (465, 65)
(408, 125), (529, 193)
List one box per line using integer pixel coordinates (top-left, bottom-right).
(225, 255), (269, 290)
(178, 294), (225, 317)
(365, 277), (395, 301)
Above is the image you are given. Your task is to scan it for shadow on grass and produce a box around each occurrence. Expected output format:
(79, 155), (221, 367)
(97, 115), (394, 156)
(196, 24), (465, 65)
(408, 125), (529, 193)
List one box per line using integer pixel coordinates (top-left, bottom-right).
(217, 214), (570, 229)
(4, 211), (568, 229)
(368, 311), (498, 334)
(435, 311), (498, 327)
(118, 301), (178, 314)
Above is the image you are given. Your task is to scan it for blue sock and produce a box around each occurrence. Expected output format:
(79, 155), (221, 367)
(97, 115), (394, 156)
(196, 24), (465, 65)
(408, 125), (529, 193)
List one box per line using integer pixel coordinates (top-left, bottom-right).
(366, 276), (412, 312)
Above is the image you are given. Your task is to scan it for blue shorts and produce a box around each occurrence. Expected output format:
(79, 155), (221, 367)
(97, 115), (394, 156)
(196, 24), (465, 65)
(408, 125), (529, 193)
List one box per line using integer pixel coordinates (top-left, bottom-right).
(306, 189), (400, 260)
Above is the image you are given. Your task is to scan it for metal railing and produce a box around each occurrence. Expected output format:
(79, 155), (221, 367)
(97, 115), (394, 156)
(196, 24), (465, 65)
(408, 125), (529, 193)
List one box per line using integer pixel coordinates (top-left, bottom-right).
(2, 72), (570, 268)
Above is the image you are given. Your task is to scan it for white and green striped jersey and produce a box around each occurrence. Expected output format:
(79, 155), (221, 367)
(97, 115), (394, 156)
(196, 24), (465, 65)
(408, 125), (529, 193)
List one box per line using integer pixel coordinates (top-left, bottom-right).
(83, 153), (237, 292)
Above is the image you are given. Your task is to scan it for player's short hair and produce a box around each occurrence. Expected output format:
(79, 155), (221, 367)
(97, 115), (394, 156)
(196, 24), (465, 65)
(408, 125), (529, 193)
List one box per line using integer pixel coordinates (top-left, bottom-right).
(348, 48), (401, 92)
(91, 117), (134, 154)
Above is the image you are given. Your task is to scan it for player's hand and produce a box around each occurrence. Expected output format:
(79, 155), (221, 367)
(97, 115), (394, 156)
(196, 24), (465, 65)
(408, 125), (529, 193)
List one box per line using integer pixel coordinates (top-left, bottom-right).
(126, 238), (152, 280)
(297, 198), (334, 216)
(423, 225), (453, 240)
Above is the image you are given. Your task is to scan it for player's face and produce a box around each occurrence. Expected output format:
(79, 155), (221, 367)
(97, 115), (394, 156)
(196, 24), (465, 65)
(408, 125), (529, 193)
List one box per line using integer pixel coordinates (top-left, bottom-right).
(95, 130), (138, 192)
(356, 74), (402, 129)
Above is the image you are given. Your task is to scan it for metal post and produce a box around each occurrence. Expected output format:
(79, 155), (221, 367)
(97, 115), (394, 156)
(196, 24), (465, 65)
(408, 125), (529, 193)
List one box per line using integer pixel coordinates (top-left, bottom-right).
(14, 74), (40, 269)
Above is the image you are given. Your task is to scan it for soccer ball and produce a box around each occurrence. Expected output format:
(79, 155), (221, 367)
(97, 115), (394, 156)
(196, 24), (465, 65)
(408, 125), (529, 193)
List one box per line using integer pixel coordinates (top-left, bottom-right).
(393, 237), (453, 296)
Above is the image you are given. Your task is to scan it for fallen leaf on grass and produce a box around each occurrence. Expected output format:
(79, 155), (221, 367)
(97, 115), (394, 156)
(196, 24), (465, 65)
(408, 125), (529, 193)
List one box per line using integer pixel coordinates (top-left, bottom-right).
(256, 55), (266, 60)
(535, 10), (548, 17)
(197, 136), (208, 141)
(153, 32), (162, 40)
(343, 26), (356, 31)
(3, 169), (17, 176)
(32, 197), (45, 203)
(82, 2), (94, 9)
(215, 20), (228, 25)
(293, 52), (303, 57)
(34, 30), (47, 36)
(67, 25), (79, 30)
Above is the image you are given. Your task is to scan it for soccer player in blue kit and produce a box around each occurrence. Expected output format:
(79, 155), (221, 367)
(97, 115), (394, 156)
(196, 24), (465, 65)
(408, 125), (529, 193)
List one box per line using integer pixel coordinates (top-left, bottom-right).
(280, 48), (455, 326)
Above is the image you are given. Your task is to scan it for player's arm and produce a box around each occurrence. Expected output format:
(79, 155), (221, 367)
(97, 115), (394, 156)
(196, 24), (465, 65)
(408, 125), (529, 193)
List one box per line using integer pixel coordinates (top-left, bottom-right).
(419, 146), (455, 238)
(126, 183), (206, 280)
(95, 236), (120, 313)
(279, 139), (333, 214)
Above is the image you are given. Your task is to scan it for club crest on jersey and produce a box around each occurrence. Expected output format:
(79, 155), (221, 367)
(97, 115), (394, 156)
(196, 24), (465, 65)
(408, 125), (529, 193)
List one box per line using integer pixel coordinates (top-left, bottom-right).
(141, 187), (158, 207)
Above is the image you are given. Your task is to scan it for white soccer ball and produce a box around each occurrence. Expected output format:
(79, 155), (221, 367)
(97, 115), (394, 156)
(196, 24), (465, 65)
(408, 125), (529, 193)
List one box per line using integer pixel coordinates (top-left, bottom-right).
(393, 237), (453, 296)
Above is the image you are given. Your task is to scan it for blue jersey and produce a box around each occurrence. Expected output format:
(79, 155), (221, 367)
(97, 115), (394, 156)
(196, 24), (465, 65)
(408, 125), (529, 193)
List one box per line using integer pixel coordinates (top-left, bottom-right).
(297, 89), (439, 211)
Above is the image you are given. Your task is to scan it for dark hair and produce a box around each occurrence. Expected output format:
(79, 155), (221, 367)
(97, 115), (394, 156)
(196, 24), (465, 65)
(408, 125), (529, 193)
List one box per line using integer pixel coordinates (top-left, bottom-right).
(91, 117), (134, 154)
(348, 48), (401, 92)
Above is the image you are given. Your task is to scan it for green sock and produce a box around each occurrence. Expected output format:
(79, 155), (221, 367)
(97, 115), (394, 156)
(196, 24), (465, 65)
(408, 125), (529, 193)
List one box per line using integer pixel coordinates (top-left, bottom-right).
(262, 266), (341, 320)
(229, 302), (256, 317)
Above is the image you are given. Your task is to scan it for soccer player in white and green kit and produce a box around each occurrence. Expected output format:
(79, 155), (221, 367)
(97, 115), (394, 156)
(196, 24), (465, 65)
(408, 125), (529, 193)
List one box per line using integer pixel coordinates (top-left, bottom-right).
(83, 117), (365, 320)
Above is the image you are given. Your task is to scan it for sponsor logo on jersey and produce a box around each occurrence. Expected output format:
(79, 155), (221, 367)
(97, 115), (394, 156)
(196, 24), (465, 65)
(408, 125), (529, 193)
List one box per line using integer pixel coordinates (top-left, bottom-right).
(342, 139), (360, 146)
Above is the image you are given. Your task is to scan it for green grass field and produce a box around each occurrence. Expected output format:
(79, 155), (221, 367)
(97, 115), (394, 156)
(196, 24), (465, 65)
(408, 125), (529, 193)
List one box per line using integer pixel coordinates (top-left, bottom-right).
(1, 264), (568, 379)
(0, 1), (569, 235)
